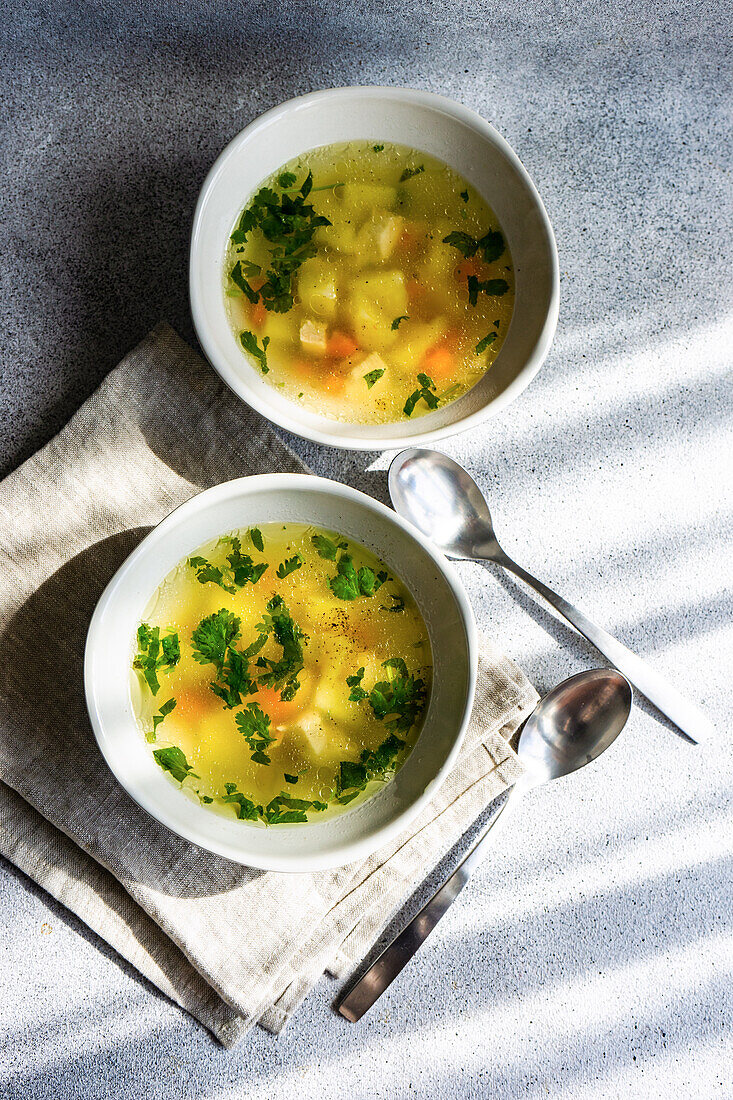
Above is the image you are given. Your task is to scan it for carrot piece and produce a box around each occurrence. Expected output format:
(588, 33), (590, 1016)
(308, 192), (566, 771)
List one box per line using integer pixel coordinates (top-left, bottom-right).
(406, 279), (426, 303)
(422, 345), (454, 380)
(326, 330), (358, 359)
(454, 258), (485, 281)
(321, 368), (346, 395)
(250, 299), (268, 330)
(255, 685), (300, 728)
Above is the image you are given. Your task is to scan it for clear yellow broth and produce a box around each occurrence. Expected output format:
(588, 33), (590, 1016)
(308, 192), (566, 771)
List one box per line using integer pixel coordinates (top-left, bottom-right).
(131, 523), (432, 825)
(224, 141), (514, 424)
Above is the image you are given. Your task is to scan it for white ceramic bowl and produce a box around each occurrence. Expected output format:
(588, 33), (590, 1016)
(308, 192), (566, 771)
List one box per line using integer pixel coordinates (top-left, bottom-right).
(190, 86), (559, 451)
(84, 475), (477, 872)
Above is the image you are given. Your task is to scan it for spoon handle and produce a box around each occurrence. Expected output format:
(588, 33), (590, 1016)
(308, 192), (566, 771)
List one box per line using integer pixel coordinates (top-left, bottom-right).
(337, 788), (521, 1022)
(494, 555), (714, 744)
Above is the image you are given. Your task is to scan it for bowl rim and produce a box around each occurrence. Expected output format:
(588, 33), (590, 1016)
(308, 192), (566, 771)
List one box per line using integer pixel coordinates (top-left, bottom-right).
(189, 84), (560, 451)
(84, 472), (479, 871)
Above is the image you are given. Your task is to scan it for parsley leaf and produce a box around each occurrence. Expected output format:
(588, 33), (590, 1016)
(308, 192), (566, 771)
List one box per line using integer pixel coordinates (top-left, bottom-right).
(146, 697), (177, 743)
(210, 647), (257, 709)
(236, 701), (276, 764)
(264, 792), (327, 824)
(460, 189), (469, 202)
(346, 666), (368, 702)
(363, 367), (385, 389)
(443, 228), (505, 264)
(191, 610), (241, 673)
(475, 331), (498, 354)
(133, 624), (180, 695)
(223, 782), (261, 821)
(348, 658), (429, 736)
(153, 745), (196, 784)
(249, 527), (264, 552)
(399, 165), (425, 182)
(254, 595), (307, 701)
(467, 275), (509, 306)
(380, 593), (406, 613)
(188, 556), (236, 594)
(284, 773), (299, 784)
(230, 260), (259, 303)
(240, 330), (270, 373)
(225, 536), (268, 586)
(479, 230), (505, 263)
(442, 231), (480, 257)
(311, 533), (338, 560)
(276, 554), (303, 578)
(372, 144), (385, 152)
(278, 170), (297, 188)
(391, 315), (409, 330)
(190, 539), (267, 592)
(334, 724), (409, 804)
(403, 373), (438, 417)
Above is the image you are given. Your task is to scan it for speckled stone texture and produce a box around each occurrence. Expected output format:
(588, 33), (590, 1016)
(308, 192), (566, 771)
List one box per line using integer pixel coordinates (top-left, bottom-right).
(1, 2), (731, 1097)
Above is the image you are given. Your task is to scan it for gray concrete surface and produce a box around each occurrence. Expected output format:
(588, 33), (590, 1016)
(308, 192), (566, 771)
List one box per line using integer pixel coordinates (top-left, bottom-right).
(1, 2), (732, 1097)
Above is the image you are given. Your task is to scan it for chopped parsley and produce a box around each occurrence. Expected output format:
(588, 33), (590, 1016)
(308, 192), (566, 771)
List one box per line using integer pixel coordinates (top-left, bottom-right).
(399, 165), (425, 182)
(403, 373), (438, 417)
(311, 533), (339, 560)
(346, 658), (428, 734)
(276, 554), (303, 578)
(211, 646), (258, 708)
(443, 228), (505, 264)
(223, 783), (261, 821)
(230, 260), (260, 303)
(133, 624), (180, 695)
(329, 553), (387, 601)
(146, 697), (177, 743)
(240, 330), (270, 373)
(335, 727), (410, 805)
(372, 144), (385, 152)
(467, 276), (510, 307)
(263, 792), (327, 824)
(380, 593), (406, 613)
(153, 745), (196, 784)
(189, 538), (267, 593)
(229, 171), (331, 313)
(460, 189), (469, 202)
(191, 609), (241, 673)
(475, 331), (498, 354)
(236, 701), (276, 764)
(283, 773), (299, 784)
(363, 367), (385, 389)
(249, 527), (264, 552)
(225, 536), (269, 586)
(188, 556), (235, 594)
(391, 315), (409, 330)
(254, 595), (307, 701)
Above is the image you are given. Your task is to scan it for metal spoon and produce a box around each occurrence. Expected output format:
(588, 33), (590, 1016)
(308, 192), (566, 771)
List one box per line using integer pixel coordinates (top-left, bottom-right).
(338, 668), (632, 1022)
(389, 448), (713, 745)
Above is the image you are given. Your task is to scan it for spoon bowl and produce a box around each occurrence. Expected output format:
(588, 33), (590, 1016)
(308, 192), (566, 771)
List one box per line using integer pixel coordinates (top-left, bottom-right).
(389, 448), (501, 560)
(517, 668), (632, 784)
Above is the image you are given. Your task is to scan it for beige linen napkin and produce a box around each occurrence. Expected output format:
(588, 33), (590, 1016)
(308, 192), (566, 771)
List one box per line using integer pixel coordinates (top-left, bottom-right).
(0, 324), (538, 1045)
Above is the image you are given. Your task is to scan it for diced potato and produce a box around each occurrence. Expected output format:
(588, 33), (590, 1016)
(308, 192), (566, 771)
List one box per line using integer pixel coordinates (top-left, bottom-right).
(375, 215), (404, 260)
(300, 319), (328, 355)
(351, 351), (387, 382)
(348, 298), (394, 352)
(389, 316), (448, 370)
(350, 270), (408, 318)
(263, 311), (297, 344)
(340, 183), (397, 223)
(298, 258), (338, 319)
